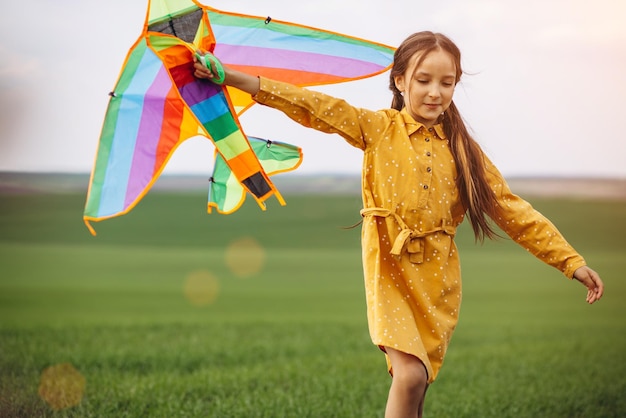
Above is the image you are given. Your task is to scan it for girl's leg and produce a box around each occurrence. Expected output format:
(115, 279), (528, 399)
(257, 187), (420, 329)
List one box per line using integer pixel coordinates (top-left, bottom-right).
(417, 383), (429, 417)
(384, 347), (428, 418)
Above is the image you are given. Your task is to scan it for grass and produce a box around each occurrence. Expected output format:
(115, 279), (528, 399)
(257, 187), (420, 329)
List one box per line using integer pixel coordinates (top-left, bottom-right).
(0, 189), (624, 417)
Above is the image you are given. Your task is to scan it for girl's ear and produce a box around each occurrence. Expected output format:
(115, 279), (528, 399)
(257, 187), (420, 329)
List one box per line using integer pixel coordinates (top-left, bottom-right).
(394, 74), (405, 93)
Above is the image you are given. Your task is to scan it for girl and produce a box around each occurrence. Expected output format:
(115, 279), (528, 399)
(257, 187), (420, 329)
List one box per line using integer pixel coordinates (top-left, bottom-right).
(194, 31), (604, 418)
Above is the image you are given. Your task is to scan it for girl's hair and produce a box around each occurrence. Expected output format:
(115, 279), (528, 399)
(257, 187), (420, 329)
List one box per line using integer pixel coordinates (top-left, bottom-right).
(389, 31), (499, 241)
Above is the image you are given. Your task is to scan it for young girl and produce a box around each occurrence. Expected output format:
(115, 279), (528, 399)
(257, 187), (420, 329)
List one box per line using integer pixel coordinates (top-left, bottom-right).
(194, 31), (604, 418)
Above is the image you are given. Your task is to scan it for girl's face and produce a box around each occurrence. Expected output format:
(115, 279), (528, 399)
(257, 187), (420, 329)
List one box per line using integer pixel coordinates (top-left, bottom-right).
(393, 49), (457, 127)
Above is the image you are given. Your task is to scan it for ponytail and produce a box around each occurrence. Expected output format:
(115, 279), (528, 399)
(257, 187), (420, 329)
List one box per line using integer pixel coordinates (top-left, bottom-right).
(389, 80), (404, 111)
(443, 102), (500, 241)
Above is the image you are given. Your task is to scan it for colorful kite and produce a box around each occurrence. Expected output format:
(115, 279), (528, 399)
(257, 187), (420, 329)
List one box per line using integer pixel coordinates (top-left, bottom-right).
(83, 0), (395, 235)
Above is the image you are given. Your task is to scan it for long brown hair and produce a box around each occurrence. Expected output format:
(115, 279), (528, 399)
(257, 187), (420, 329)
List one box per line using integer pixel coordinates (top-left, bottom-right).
(389, 32), (500, 241)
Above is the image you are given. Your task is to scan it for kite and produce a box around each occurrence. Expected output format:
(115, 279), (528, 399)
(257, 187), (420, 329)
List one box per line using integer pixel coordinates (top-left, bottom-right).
(83, 0), (395, 235)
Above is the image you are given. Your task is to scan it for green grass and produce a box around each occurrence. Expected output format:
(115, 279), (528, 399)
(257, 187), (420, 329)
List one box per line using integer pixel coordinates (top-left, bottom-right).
(0, 190), (624, 417)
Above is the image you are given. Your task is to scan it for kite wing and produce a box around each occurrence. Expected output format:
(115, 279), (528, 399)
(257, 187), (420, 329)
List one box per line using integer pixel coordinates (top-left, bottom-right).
(84, 0), (395, 235)
(206, 8), (396, 114)
(83, 37), (206, 232)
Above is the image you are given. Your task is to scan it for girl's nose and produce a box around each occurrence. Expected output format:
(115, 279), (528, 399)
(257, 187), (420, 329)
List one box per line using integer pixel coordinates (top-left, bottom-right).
(429, 88), (441, 98)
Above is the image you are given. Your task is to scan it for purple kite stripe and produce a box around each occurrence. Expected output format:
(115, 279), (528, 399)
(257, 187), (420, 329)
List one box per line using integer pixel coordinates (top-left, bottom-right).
(214, 44), (384, 78)
(179, 78), (222, 108)
(124, 65), (171, 207)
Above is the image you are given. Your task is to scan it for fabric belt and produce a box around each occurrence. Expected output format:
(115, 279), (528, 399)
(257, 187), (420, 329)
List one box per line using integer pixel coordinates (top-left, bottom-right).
(360, 207), (456, 263)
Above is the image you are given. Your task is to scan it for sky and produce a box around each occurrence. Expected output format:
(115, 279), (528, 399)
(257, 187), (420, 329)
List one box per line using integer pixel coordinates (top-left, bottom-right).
(1, 0), (625, 178)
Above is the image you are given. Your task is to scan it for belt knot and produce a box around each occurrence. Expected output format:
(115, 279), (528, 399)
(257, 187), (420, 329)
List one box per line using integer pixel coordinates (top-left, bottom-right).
(360, 207), (456, 263)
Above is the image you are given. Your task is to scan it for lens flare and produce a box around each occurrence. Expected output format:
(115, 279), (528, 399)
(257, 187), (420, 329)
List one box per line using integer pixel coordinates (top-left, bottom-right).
(38, 363), (85, 411)
(184, 270), (220, 306)
(225, 237), (266, 278)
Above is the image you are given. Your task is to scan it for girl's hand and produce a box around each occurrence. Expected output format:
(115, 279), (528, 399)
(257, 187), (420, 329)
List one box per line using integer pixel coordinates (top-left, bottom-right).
(193, 52), (217, 80)
(192, 51), (260, 94)
(573, 266), (604, 304)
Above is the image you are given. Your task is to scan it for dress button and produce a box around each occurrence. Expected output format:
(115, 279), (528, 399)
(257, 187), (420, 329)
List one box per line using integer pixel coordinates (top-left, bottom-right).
(426, 152), (431, 157)
(427, 167), (432, 172)
(423, 185), (429, 190)
(425, 138), (430, 142)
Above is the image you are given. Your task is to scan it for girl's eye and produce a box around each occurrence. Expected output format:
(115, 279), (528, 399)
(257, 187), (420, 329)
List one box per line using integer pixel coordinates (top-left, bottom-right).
(417, 80), (429, 84)
(443, 82), (454, 87)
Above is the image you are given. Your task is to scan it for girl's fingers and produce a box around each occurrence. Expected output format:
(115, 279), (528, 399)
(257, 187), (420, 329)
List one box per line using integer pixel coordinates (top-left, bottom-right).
(573, 266), (604, 304)
(587, 286), (602, 304)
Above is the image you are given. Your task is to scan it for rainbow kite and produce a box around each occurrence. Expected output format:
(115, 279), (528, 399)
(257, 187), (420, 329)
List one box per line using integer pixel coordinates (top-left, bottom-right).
(83, 0), (395, 235)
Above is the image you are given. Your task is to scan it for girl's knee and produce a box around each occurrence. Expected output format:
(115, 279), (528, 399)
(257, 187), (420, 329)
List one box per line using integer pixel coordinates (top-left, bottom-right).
(386, 348), (428, 391)
(395, 361), (427, 391)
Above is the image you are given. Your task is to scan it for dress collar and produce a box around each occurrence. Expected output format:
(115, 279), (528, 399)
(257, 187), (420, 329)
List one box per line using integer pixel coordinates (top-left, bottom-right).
(400, 108), (447, 140)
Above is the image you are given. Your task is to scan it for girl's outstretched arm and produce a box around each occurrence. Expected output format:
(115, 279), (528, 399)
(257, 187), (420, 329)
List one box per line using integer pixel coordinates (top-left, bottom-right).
(192, 51), (377, 150)
(193, 53), (260, 95)
(573, 266), (604, 304)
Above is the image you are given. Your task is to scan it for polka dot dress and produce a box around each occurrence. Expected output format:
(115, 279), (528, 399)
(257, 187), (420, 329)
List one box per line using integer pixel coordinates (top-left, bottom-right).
(254, 78), (587, 383)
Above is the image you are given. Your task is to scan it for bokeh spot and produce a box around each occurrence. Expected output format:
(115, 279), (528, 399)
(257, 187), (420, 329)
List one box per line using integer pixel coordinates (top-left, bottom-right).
(38, 362), (85, 411)
(184, 270), (220, 306)
(225, 237), (266, 278)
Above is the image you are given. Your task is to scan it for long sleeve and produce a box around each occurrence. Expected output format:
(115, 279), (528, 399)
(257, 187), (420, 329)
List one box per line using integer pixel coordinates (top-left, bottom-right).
(485, 157), (586, 278)
(253, 77), (389, 150)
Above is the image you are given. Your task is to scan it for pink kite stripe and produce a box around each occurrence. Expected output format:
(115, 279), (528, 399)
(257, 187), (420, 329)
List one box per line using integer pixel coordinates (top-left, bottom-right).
(214, 44), (385, 78)
(124, 65), (171, 207)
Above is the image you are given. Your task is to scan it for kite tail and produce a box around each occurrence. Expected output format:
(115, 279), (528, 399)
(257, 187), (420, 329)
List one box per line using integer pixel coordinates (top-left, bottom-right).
(274, 188), (286, 206)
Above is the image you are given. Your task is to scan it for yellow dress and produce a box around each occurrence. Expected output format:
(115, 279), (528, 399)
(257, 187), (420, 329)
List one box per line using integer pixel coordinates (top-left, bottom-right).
(254, 78), (587, 382)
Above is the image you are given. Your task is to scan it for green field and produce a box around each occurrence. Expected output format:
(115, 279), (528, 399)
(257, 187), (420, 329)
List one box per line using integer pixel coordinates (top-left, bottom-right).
(0, 188), (624, 417)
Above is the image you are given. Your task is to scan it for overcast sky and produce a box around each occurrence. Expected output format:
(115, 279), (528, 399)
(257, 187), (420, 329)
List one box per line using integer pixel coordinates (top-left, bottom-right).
(1, 0), (625, 178)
